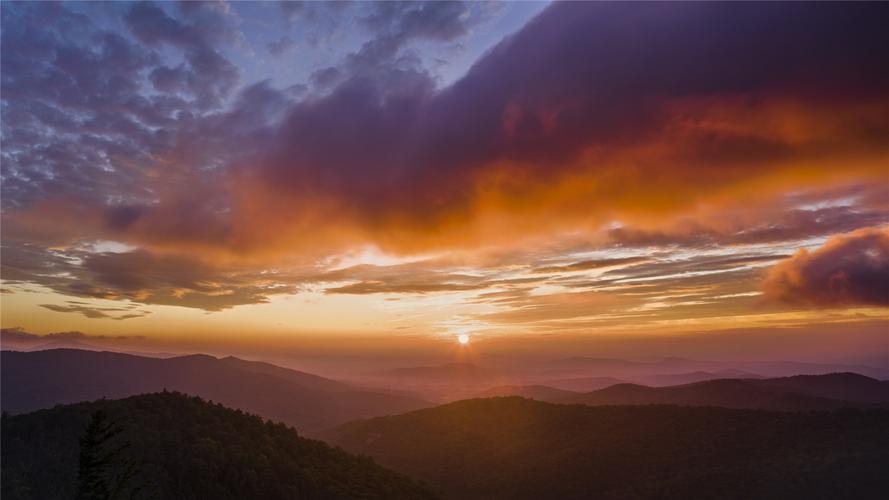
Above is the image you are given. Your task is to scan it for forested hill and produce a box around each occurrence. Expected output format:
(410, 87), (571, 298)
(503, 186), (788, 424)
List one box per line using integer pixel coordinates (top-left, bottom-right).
(1, 392), (435, 500)
(326, 397), (889, 500)
(2, 349), (429, 432)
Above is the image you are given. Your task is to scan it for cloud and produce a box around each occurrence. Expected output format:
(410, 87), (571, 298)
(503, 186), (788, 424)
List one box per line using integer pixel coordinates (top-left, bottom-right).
(361, 1), (483, 46)
(606, 199), (889, 249)
(6, 2), (889, 259)
(532, 257), (649, 274)
(2, 2), (888, 318)
(326, 280), (484, 295)
(266, 36), (295, 56)
(762, 227), (889, 307)
(218, 2), (889, 256)
(1, 245), (289, 311)
(0, 327), (145, 344)
(38, 302), (152, 320)
(124, 1), (240, 109)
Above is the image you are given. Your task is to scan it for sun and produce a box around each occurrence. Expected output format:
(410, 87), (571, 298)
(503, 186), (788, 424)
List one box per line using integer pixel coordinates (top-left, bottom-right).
(457, 333), (470, 345)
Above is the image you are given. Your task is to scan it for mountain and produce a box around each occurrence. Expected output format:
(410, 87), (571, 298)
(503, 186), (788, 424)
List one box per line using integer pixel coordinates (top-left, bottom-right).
(325, 397), (889, 500)
(735, 360), (889, 379)
(538, 376), (628, 392)
(29, 338), (102, 351)
(632, 369), (763, 386)
(475, 385), (578, 402)
(750, 372), (889, 403)
(1, 349), (429, 432)
(217, 355), (350, 392)
(1, 392), (435, 500)
(539, 356), (889, 380)
(561, 373), (889, 411)
(539, 356), (720, 377)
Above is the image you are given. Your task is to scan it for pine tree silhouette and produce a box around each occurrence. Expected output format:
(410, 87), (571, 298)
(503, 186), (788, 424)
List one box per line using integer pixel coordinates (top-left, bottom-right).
(76, 410), (143, 500)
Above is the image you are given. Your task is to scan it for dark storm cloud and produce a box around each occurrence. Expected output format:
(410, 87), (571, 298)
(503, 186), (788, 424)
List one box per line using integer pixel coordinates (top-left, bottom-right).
(409, 2), (888, 173)
(246, 1), (889, 242)
(763, 228), (889, 308)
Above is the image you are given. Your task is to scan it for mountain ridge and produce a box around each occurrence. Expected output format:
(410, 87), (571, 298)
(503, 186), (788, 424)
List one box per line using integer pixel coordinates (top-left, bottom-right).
(561, 372), (889, 410)
(1, 349), (430, 432)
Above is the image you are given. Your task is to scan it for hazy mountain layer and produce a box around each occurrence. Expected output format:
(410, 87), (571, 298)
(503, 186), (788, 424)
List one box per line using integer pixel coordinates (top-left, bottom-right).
(1, 349), (430, 432)
(562, 373), (889, 410)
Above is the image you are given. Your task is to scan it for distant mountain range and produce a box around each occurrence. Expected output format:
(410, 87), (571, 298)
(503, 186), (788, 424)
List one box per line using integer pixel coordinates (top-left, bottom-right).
(325, 397), (889, 499)
(561, 373), (889, 411)
(1, 349), (430, 432)
(477, 372), (889, 409)
(8, 350), (885, 430)
(359, 357), (889, 403)
(2, 392), (434, 500)
(539, 356), (889, 379)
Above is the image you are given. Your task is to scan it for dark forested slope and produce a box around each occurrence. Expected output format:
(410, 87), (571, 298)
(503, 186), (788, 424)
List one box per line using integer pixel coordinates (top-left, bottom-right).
(1, 392), (435, 500)
(326, 397), (889, 499)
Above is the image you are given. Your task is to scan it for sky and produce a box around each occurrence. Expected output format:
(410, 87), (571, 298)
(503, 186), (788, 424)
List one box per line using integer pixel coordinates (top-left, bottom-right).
(1, 1), (888, 366)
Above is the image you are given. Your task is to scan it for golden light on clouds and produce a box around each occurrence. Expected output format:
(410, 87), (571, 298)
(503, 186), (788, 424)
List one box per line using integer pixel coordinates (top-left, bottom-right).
(1, 2), (887, 362)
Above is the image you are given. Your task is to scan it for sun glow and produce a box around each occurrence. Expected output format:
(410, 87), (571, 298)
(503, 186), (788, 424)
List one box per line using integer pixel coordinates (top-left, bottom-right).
(457, 333), (471, 345)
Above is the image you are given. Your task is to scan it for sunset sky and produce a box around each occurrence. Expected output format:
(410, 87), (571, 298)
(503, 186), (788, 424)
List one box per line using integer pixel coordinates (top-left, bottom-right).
(1, 2), (887, 365)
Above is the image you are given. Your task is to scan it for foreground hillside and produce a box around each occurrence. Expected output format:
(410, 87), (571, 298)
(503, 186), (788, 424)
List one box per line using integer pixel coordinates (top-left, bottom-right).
(561, 373), (889, 410)
(1, 392), (435, 500)
(327, 397), (889, 499)
(1, 349), (429, 432)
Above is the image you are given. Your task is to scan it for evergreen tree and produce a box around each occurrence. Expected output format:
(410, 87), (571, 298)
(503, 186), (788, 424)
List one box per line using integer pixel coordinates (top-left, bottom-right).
(76, 410), (141, 500)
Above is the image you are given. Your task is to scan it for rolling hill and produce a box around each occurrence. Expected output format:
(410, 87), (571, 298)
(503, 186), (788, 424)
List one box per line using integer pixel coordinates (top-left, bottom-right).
(326, 397), (889, 499)
(561, 373), (889, 410)
(475, 385), (579, 402)
(536, 375), (628, 392)
(1, 392), (435, 500)
(750, 372), (889, 403)
(631, 369), (763, 387)
(1, 349), (430, 432)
